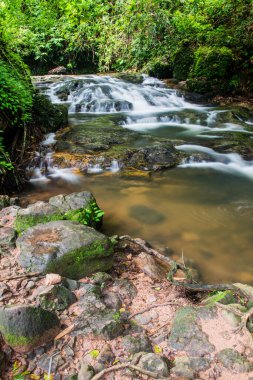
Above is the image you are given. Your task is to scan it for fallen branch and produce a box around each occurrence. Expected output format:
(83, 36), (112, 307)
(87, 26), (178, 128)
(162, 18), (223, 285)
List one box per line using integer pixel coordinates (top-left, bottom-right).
(0, 272), (42, 282)
(172, 281), (237, 292)
(90, 362), (169, 380)
(129, 301), (180, 319)
(119, 235), (186, 271)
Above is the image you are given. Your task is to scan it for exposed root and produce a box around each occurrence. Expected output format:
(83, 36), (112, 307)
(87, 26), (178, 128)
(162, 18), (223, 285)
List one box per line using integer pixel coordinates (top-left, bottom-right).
(119, 235), (186, 271)
(216, 303), (253, 346)
(129, 301), (180, 319)
(0, 272), (42, 282)
(90, 362), (169, 380)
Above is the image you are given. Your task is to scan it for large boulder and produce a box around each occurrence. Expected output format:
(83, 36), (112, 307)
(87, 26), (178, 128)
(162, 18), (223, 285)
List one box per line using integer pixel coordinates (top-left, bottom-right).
(0, 305), (60, 353)
(17, 220), (114, 279)
(14, 201), (63, 234)
(49, 191), (95, 212)
(13, 191), (103, 233)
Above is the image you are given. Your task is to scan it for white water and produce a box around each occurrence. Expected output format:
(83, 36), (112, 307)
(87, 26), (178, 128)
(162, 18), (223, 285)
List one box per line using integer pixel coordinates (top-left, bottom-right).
(176, 144), (253, 179)
(42, 75), (253, 182)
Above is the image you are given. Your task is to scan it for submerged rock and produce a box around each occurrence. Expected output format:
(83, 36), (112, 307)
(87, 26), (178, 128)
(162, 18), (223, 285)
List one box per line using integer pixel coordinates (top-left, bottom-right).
(0, 305), (59, 353)
(17, 220), (114, 279)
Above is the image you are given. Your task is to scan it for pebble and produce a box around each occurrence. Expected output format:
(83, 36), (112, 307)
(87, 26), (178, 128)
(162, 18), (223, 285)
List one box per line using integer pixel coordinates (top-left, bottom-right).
(45, 273), (62, 286)
(147, 295), (157, 304)
(26, 281), (35, 290)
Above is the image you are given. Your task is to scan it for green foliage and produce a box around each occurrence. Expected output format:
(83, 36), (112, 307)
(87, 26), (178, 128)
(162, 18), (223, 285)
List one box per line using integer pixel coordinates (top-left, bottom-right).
(0, 0), (253, 92)
(64, 202), (104, 228)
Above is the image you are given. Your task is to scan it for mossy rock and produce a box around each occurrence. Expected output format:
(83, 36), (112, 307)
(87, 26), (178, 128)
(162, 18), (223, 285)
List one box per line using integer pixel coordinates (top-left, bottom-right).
(14, 201), (64, 234)
(17, 220), (114, 279)
(0, 305), (60, 353)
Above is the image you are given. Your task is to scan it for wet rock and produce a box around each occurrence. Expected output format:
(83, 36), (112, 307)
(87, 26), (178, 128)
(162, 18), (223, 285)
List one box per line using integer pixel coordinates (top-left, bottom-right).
(78, 363), (95, 380)
(14, 201), (62, 233)
(122, 333), (153, 355)
(218, 348), (253, 372)
(17, 220), (114, 279)
(137, 353), (170, 377)
(168, 307), (215, 356)
(48, 66), (67, 75)
(125, 143), (182, 171)
(37, 352), (65, 373)
(0, 305), (60, 352)
(0, 227), (17, 254)
(33, 284), (77, 312)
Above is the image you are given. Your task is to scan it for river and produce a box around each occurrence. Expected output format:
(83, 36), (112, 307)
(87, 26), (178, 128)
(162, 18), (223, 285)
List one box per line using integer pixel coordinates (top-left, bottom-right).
(19, 74), (253, 283)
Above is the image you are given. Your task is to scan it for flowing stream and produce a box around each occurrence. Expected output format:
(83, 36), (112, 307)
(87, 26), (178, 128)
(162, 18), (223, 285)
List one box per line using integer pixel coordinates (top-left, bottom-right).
(21, 74), (253, 283)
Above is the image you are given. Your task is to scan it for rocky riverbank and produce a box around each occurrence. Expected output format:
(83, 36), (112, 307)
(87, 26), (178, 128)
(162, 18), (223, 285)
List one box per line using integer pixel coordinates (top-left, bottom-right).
(0, 192), (253, 379)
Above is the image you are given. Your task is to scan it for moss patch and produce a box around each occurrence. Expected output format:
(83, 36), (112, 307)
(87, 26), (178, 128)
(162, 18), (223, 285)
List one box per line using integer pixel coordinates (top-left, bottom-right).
(14, 213), (64, 234)
(46, 239), (114, 279)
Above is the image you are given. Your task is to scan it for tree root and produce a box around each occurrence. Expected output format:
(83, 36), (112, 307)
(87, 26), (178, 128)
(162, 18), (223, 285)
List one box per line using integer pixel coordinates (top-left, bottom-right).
(90, 362), (169, 380)
(217, 303), (253, 346)
(129, 301), (180, 319)
(0, 272), (42, 282)
(119, 235), (186, 271)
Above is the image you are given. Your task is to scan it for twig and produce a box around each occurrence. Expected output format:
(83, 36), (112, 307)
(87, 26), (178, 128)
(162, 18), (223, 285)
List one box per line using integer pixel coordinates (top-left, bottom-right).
(129, 301), (180, 319)
(90, 362), (169, 380)
(0, 272), (42, 282)
(54, 324), (75, 340)
(47, 351), (60, 379)
(149, 320), (171, 336)
(119, 235), (186, 271)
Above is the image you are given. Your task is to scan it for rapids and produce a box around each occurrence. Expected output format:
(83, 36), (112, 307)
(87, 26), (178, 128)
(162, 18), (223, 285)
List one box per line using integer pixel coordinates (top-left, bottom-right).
(22, 74), (253, 283)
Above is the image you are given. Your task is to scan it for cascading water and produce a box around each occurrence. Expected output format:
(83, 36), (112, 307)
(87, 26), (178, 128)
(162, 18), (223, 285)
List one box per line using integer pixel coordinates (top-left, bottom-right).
(28, 133), (81, 184)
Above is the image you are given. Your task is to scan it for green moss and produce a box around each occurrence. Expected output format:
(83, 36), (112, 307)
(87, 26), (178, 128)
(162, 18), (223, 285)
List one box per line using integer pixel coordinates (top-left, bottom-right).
(14, 213), (64, 234)
(46, 240), (114, 279)
(173, 45), (194, 81)
(3, 332), (36, 347)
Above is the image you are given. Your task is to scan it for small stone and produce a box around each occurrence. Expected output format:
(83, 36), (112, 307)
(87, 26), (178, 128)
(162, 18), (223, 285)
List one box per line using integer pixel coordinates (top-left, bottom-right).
(102, 290), (123, 310)
(64, 278), (79, 291)
(64, 345), (75, 358)
(97, 344), (115, 365)
(91, 272), (112, 285)
(37, 352), (65, 373)
(218, 348), (253, 372)
(45, 273), (62, 286)
(0, 283), (10, 301)
(137, 353), (169, 377)
(26, 281), (36, 290)
(133, 252), (170, 280)
(146, 295), (157, 304)
(33, 284), (77, 312)
(122, 333), (153, 355)
(134, 310), (158, 325)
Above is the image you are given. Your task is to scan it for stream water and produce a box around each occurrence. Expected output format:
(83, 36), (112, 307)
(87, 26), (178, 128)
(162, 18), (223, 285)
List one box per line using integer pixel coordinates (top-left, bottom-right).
(20, 75), (253, 283)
